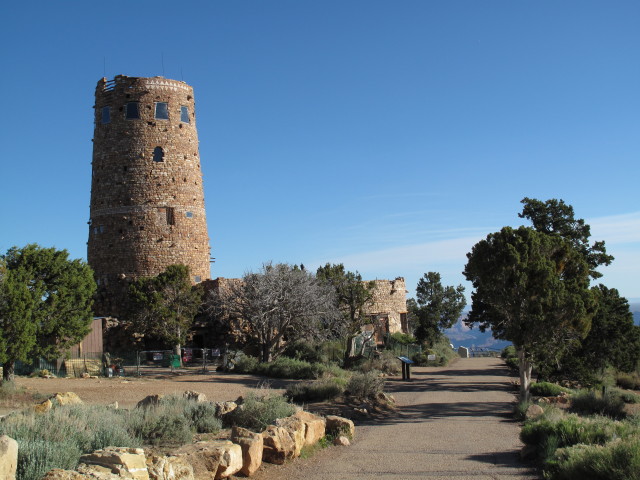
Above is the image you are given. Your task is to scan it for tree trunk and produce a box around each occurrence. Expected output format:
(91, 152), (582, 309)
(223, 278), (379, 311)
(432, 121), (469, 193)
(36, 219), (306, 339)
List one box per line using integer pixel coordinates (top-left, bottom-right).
(518, 350), (533, 402)
(261, 344), (272, 363)
(2, 361), (15, 383)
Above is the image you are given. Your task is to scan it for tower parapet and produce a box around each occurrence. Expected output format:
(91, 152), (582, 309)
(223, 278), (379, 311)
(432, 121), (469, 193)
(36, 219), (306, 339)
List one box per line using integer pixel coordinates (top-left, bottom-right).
(88, 75), (211, 316)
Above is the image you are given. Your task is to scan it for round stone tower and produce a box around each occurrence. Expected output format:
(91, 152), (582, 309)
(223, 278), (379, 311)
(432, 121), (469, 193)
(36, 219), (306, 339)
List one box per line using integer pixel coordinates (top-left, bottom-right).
(88, 75), (211, 316)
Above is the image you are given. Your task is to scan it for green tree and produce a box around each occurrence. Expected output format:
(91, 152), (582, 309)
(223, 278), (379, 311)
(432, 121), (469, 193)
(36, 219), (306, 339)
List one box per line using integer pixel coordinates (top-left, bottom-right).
(413, 272), (466, 346)
(519, 197), (613, 278)
(0, 244), (96, 382)
(556, 285), (640, 383)
(463, 227), (594, 401)
(316, 263), (375, 359)
(128, 264), (203, 361)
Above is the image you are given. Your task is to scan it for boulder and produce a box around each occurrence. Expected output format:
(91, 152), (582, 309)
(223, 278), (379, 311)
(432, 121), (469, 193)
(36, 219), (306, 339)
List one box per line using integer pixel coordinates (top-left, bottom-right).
(333, 436), (350, 446)
(0, 435), (18, 480)
(213, 401), (237, 417)
(79, 447), (149, 480)
(261, 426), (296, 465)
(136, 395), (165, 409)
(183, 391), (207, 403)
(176, 441), (242, 480)
(75, 464), (123, 480)
(231, 427), (263, 476)
(106, 402), (119, 410)
(51, 392), (83, 406)
(146, 454), (194, 480)
(325, 415), (355, 439)
(33, 399), (53, 414)
(275, 416), (305, 457)
(525, 404), (544, 420)
(41, 469), (90, 480)
(292, 410), (325, 446)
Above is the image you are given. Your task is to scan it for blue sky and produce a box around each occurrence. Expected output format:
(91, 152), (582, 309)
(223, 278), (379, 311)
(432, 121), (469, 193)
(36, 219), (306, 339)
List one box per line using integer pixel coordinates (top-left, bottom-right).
(1, 1), (638, 303)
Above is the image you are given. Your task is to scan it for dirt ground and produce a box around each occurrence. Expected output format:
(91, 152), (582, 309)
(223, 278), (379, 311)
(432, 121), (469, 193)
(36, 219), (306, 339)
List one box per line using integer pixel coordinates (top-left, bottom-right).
(8, 370), (302, 413)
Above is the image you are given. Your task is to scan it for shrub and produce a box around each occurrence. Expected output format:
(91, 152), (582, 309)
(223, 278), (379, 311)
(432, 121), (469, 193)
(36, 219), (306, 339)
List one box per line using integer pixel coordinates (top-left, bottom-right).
(286, 377), (346, 402)
(16, 439), (81, 480)
(127, 400), (192, 446)
(616, 371), (640, 391)
(513, 400), (533, 421)
(346, 371), (385, 399)
(233, 355), (259, 374)
(547, 438), (640, 480)
(612, 388), (640, 404)
(356, 350), (400, 376)
(570, 390), (626, 419)
(530, 382), (572, 397)
(283, 340), (325, 364)
(184, 402), (222, 433)
(390, 332), (417, 344)
(520, 414), (636, 462)
(505, 357), (519, 371)
(227, 392), (296, 431)
(501, 345), (517, 359)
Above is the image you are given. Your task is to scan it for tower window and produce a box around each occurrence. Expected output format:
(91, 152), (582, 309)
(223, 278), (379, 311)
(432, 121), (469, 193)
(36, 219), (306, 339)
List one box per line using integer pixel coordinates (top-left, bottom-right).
(194, 276), (202, 283)
(180, 106), (190, 123)
(166, 207), (175, 225)
(101, 106), (111, 124)
(185, 211), (193, 218)
(126, 102), (140, 119)
(153, 147), (164, 162)
(155, 102), (169, 120)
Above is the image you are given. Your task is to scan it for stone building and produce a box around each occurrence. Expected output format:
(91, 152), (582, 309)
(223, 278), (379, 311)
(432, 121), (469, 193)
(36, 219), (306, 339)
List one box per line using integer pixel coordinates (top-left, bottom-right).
(363, 277), (409, 341)
(88, 75), (211, 316)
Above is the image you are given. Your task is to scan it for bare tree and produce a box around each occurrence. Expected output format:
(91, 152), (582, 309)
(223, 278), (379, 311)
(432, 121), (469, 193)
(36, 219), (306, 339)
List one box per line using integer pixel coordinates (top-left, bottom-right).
(208, 263), (341, 362)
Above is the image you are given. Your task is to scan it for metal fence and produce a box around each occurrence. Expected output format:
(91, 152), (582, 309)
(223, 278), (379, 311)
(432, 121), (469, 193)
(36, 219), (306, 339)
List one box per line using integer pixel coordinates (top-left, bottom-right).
(468, 347), (501, 358)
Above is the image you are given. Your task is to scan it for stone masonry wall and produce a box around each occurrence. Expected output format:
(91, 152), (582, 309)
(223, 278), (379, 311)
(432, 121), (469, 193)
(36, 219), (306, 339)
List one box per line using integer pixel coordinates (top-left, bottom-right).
(88, 76), (211, 316)
(364, 277), (408, 334)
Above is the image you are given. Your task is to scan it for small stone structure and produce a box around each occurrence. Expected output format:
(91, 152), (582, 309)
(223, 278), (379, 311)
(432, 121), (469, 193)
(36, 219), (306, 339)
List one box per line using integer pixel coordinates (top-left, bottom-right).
(88, 75), (211, 317)
(363, 277), (409, 335)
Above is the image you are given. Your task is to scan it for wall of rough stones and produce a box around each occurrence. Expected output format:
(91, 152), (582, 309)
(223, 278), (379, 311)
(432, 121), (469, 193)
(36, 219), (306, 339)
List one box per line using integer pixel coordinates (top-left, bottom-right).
(88, 76), (210, 316)
(364, 277), (409, 334)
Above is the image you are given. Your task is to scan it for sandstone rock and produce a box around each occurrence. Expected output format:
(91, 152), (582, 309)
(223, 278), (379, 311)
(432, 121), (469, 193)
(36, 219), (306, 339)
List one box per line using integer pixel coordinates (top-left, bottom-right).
(214, 401), (237, 417)
(106, 402), (119, 410)
(0, 435), (18, 480)
(81, 372), (91, 379)
(41, 468), (90, 480)
(77, 463), (129, 480)
(275, 416), (305, 457)
(333, 436), (350, 446)
(325, 415), (355, 439)
(33, 399), (53, 414)
(176, 441), (242, 480)
(261, 426), (296, 465)
(146, 454), (194, 480)
(79, 447), (149, 480)
(231, 427), (263, 476)
(136, 395), (164, 409)
(292, 410), (325, 446)
(525, 404), (544, 419)
(51, 392), (83, 406)
(183, 391), (207, 403)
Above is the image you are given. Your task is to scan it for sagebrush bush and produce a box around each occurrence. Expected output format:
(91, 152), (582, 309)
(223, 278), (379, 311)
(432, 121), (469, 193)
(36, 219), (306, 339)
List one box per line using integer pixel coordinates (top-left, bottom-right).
(570, 390), (626, 419)
(612, 388), (640, 404)
(227, 392), (296, 431)
(285, 377), (346, 402)
(513, 400), (533, 421)
(346, 371), (385, 399)
(16, 439), (81, 480)
(234, 355), (348, 380)
(530, 382), (572, 397)
(616, 371), (640, 391)
(282, 340), (325, 364)
(546, 438), (640, 480)
(357, 351), (400, 375)
(520, 414), (636, 462)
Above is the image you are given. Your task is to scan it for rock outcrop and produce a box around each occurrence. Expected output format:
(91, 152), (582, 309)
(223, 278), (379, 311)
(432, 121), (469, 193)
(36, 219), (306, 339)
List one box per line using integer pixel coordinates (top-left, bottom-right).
(230, 427), (263, 477)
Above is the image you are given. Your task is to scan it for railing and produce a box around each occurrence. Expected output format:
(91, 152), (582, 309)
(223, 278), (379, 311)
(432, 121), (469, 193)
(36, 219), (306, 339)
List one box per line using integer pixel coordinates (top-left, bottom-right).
(468, 347), (501, 358)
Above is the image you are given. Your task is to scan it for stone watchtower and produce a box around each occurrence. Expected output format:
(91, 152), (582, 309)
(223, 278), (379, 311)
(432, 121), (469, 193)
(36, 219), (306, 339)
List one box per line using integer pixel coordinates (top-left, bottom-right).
(88, 75), (211, 316)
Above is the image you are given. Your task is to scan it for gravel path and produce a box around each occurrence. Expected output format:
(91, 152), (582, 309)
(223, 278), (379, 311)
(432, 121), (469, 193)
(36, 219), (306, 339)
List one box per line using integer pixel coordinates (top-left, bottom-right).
(255, 357), (540, 480)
